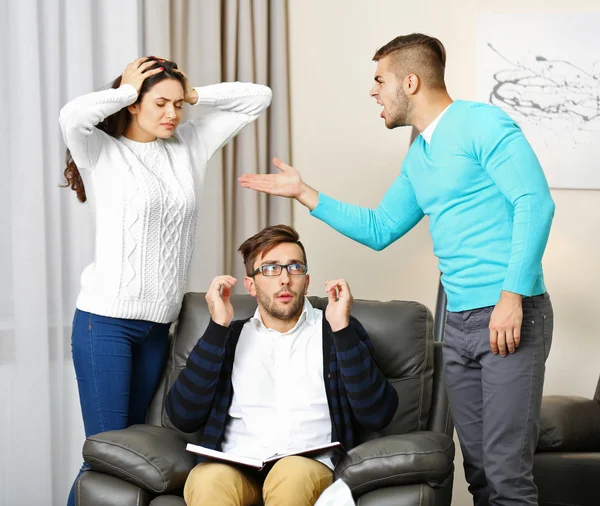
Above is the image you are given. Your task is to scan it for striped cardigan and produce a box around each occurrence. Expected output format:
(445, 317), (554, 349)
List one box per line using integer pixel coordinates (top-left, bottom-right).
(165, 314), (398, 460)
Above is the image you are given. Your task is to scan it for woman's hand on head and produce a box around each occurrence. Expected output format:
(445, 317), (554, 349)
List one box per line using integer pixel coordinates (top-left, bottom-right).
(174, 69), (198, 105)
(121, 58), (164, 94)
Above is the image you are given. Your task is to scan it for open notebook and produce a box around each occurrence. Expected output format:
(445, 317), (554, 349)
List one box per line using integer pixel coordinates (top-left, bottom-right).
(185, 441), (345, 470)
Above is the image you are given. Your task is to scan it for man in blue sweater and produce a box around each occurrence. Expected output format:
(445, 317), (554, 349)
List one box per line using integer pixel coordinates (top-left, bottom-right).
(239, 34), (555, 506)
(166, 225), (398, 506)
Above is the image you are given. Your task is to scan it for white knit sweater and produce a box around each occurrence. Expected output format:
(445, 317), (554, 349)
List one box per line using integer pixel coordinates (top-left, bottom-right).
(60, 82), (272, 323)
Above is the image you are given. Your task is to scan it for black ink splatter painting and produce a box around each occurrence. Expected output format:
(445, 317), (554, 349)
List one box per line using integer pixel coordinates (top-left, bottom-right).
(477, 14), (600, 189)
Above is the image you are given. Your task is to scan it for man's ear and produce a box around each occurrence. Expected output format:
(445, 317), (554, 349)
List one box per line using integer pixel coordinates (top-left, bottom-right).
(244, 276), (257, 297)
(404, 73), (420, 96)
(304, 274), (310, 295)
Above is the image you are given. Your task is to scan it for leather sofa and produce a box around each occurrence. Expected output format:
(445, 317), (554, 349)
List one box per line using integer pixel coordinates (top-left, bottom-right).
(75, 293), (455, 505)
(534, 375), (600, 506)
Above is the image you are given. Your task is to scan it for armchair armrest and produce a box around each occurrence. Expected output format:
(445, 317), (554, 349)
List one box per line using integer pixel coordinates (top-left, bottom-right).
(83, 424), (196, 494)
(537, 395), (600, 452)
(333, 431), (454, 498)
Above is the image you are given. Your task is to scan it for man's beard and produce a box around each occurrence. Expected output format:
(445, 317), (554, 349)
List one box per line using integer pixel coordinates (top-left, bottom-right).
(256, 286), (305, 321)
(386, 89), (409, 129)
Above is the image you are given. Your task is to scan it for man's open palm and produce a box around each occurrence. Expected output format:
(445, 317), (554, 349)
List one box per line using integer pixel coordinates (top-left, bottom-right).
(239, 158), (303, 198)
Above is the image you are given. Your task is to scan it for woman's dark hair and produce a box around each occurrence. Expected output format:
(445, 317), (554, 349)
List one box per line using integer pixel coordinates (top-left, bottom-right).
(62, 57), (185, 202)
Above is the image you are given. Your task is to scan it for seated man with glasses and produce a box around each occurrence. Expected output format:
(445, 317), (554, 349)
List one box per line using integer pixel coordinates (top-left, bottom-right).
(165, 224), (398, 506)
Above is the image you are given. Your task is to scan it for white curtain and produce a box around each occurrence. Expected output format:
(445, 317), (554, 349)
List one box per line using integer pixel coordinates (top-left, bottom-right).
(0, 1), (143, 504)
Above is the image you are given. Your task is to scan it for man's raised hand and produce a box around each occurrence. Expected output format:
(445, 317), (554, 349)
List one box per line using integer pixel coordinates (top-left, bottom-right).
(325, 279), (353, 332)
(238, 158), (320, 210)
(206, 275), (237, 327)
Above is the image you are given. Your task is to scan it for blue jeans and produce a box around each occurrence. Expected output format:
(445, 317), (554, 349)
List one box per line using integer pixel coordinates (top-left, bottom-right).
(67, 309), (170, 506)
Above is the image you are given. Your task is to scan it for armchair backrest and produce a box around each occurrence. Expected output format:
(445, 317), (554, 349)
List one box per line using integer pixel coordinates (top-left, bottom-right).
(147, 293), (452, 444)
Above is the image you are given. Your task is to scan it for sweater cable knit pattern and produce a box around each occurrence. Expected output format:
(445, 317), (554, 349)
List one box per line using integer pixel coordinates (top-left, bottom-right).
(60, 81), (272, 323)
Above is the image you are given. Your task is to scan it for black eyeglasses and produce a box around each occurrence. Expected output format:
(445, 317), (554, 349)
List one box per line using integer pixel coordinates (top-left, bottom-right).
(250, 263), (308, 277)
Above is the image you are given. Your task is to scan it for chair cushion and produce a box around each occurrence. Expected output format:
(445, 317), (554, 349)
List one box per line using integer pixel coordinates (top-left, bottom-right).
(83, 424), (196, 493)
(334, 431), (454, 498)
(537, 396), (600, 452)
(76, 471), (154, 506)
(149, 497), (186, 506)
(351, 483), (453, 506)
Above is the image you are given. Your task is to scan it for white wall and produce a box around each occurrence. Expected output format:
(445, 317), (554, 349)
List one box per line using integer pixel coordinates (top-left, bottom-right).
(288, 1), (600, 504)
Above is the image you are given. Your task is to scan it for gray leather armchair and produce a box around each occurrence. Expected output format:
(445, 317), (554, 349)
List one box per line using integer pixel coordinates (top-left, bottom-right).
(534, 375), (600, 506)
(75, 293), (455, 505)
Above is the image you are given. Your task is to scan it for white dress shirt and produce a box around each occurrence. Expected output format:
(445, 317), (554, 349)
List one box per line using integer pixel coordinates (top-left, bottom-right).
(420, 103), (452, 144)
(221, 299), (334, 469)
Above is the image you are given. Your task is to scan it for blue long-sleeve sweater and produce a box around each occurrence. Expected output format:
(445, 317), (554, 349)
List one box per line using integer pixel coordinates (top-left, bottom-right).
(312, 101), (555, 312)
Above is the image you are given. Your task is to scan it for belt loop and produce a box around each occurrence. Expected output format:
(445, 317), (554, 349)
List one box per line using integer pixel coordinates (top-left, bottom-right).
(522, 294), (534, 310)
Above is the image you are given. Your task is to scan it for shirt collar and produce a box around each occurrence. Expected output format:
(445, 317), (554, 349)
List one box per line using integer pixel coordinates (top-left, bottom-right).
(250, 297), (318, 334)
(420, 103), (452, 145)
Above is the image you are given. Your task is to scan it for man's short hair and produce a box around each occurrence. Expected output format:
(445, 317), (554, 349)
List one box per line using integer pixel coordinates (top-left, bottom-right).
(238, 224), (308, 276)
(373, 33), (447, 89)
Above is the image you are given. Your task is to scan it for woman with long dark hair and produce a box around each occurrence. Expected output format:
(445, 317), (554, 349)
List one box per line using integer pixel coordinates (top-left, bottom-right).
(60, 56), (271, 504)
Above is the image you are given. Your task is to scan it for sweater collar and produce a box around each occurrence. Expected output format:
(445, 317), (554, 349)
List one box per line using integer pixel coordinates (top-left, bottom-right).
(118, 135), (163, 152)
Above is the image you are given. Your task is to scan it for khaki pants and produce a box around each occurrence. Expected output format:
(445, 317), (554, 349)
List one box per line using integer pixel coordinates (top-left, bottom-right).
(184, 456), (334, 506)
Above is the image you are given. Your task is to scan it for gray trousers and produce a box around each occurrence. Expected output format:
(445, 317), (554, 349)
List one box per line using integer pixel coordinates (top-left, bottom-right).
(443, 293), (554, 506)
